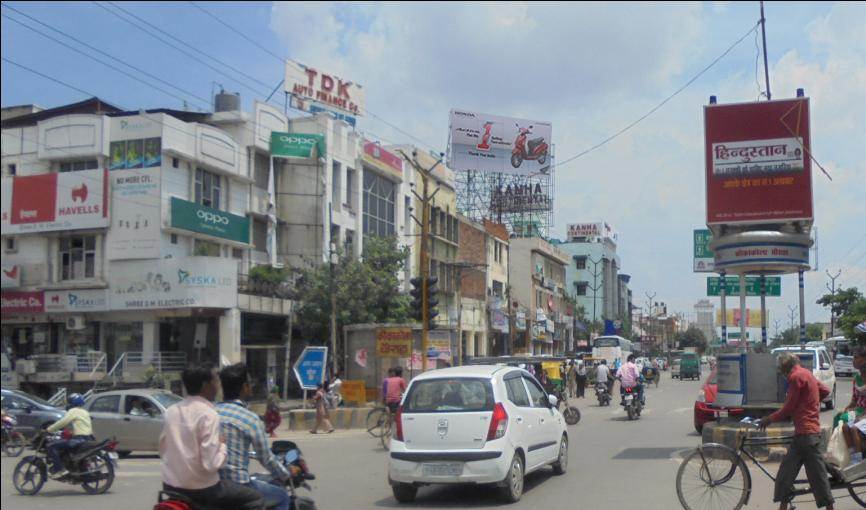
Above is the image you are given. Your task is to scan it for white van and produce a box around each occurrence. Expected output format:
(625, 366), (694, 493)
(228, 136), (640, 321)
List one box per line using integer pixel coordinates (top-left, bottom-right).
(772, 345), (837, 410)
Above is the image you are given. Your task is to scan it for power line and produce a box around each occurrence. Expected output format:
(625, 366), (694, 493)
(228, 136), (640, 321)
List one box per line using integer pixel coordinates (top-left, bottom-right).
(555, 21), (761, 169)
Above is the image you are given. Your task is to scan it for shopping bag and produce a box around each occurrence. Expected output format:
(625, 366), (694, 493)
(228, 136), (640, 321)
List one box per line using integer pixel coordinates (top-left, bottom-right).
(826, 423), (851, 468)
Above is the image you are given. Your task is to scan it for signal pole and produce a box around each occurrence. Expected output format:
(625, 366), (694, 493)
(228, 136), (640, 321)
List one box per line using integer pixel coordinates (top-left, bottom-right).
(401, 149), (441, 372)
(826, 269), (842, 337)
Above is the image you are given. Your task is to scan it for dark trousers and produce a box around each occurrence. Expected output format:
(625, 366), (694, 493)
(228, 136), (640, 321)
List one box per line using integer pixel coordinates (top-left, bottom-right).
(164, 481), (266, 510)
(576, 375), (587, 398)
(47, 436), (90, 472)
(774, 434), (834, 508)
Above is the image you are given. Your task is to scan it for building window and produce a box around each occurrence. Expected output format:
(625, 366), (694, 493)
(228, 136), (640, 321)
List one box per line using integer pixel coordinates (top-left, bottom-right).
(253, 219), (267, 252)
(332, 161), (341, 205)
(59, 160), (99, 172)
(492, 280), (504, 298)
(170, 234), (178, 244)
(172, 157), (179, 169)
(194, 239), (221, 257)
(7, 164), (16, 176)
(575, 256), (587, 270)
(195, 168), (221, 209)
(59, 235), (97, 280)
(362, 170), (395, 237)
(575, 281), (588, 296)
(4, 237), (18, 253)
(232, 248), (244, 259)
(344, 230), (355, 257)
(346, 168), (355, 210)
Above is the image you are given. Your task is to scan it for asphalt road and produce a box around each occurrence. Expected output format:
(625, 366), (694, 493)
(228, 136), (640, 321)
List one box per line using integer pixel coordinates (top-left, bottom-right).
(1, 371), (860, 510)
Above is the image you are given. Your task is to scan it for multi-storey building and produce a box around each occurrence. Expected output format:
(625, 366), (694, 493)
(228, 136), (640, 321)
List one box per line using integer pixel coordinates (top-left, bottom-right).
(694, 299), (716, 345)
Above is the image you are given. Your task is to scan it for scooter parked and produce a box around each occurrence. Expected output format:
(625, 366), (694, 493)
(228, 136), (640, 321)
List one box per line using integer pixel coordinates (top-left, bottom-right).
(511, 124), (548, 168)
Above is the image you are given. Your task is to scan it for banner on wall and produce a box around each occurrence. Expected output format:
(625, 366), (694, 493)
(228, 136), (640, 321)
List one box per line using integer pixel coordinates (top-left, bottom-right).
(107, 168), (161, 260)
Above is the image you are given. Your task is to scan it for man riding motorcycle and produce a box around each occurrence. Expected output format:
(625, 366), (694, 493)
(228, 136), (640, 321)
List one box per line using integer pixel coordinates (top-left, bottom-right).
(616, 355), (645, 406)
(45, 393), (93, 477)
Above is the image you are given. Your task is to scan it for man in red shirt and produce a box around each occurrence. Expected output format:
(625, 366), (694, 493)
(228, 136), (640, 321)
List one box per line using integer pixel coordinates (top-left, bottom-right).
(384, 367), (407, 414)
(758, 353), (834, 510)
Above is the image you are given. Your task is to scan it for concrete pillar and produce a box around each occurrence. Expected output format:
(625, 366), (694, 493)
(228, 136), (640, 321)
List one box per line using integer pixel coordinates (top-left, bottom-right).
(142, 321), (158, 362)
(219, 308), (242, 364)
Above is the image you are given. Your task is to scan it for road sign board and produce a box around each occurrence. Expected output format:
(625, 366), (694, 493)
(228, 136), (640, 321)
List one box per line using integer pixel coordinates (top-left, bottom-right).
(694, 229), (714, 272)
(707, 276), (781, 297)
(293, 346), (328, 390)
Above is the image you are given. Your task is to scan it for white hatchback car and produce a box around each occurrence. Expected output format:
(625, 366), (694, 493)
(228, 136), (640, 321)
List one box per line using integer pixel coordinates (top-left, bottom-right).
(388, 365), (568, 503)
(772, 344), (837, 410)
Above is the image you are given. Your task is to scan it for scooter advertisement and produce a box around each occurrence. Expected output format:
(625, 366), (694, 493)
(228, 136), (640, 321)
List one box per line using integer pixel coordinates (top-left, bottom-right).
(449, 109), (552, 176)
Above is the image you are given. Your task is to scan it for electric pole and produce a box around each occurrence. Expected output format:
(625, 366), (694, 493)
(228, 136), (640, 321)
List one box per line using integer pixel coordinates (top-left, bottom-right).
(401, 149), (441, 372)
(645, 291), (657, 352)
(787, 304), (797, 343)
(826, 269), (842, 337)
(588, 257), (603, 331)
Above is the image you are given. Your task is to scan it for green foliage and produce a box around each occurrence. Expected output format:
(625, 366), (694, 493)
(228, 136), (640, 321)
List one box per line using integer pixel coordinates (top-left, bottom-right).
(295, 236), (412, 343)
(249, 264), (290, 284)
(817, 287), (866, 343)
(771, 323), (828, 347)
(675, 326), (708, 354)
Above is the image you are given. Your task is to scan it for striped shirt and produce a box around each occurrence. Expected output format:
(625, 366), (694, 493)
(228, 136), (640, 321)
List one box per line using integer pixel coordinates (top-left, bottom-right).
(216, 400), (290, 484)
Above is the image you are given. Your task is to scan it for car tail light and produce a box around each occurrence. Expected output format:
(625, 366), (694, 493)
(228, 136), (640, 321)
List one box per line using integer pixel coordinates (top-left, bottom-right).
(697, 390), (706, 403)
(394, 405), (404, 442)
(487, 403), (508, 441)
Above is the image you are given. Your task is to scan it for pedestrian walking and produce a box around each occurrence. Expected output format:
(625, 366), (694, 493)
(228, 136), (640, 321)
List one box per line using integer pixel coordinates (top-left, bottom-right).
(310, 382), (334, 434)
(566, 362), (577, 398)
(264, 386), (281, 438)
(576, 361), (587, 398)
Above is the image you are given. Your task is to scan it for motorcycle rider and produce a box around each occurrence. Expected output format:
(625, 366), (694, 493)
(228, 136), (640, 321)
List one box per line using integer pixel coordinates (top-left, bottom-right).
(616, 355), (644, 406)
(595, 360), (612, 396)
(45, 393), (93, 477)
(217, 363), (292, 510)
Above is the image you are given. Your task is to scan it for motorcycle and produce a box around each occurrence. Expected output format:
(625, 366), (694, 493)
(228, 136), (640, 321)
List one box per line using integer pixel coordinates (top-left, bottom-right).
(2, 414), (26, 457)
(621, 386), (643, 421)
(595, 383), (611, 407)
(155, 440), (316, 510)
(510, 124), (549, 168)
(12, 431), (118, 495)
(552, 387), (581, 425)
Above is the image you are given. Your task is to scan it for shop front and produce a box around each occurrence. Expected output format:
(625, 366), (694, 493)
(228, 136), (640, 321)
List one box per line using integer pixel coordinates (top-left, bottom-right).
(241, 313), (288, 400)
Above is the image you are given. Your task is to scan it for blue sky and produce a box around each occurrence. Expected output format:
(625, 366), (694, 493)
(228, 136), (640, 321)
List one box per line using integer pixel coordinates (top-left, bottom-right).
(2, 1), (865, 329)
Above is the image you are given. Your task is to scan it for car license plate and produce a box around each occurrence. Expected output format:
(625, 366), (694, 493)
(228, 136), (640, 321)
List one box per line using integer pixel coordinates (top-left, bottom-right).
(625, 395), (633, 401)
(715, 410), (728, 418)
(422, 463), (463, 476)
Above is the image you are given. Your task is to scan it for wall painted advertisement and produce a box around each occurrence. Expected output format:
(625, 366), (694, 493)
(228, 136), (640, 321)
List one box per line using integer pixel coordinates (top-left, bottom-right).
(1, 169), (109, 234)
(705, 98), (813, 224)
(449, 109), (552, 177)
(107, 168), (161, 260)
(109, 257), (237, 310)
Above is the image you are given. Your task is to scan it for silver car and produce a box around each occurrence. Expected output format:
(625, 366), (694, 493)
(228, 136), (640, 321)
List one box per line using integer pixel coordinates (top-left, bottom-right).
(84, 389), (182, 456)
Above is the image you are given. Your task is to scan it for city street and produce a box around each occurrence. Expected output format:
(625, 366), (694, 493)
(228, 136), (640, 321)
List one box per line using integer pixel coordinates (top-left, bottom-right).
(2, 373), (860, 510)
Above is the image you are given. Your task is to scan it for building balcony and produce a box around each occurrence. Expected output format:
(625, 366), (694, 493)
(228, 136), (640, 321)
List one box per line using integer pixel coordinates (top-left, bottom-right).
(17, 352), (107, 383)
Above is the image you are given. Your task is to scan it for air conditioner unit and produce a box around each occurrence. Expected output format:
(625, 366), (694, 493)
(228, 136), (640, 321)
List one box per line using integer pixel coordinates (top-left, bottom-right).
(66, 315), (86, 331)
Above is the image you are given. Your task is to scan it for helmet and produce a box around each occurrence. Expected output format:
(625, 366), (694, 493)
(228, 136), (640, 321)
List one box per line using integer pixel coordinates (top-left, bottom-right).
(68, 393), (85, 408)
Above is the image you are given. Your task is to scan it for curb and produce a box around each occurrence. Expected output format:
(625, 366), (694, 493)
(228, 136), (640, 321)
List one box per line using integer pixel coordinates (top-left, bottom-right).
(702, 419), (829, 462)
(284, 408), (370, 431)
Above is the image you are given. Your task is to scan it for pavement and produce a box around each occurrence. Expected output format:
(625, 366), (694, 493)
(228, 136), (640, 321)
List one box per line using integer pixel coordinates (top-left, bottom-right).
(2, 371), (861, 509)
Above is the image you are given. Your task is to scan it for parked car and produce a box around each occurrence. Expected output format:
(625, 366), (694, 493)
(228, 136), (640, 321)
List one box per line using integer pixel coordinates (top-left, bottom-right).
(772, 345), (837, 411)
(84, 388), (182, 456)
(0, 389), (65, 438)
(671, 359), (682, 379)
(835, 354), (855, 378)
(388, 365), (568, 503)
(693, 368), (744, 433)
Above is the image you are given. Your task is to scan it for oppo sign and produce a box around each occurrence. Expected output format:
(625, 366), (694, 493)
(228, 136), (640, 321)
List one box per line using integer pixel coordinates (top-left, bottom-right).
(270, 132), (325, 159)
(197, 209), (230, 225)
(279, 135), (316, 145)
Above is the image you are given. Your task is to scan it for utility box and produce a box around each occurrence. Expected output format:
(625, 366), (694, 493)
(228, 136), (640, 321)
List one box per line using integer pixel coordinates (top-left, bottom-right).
(717, 352), (784, 408)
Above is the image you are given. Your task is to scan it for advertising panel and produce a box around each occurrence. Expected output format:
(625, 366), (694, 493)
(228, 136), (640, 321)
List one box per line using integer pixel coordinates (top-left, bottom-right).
(1, 169), (109, 234)
(170, 197), (250, 244)
(107, 168), (161, 260)
(110, 257), (237, 310)
(449, 109), (552, 177)
(427, 332), (452, 362)
(1, 290), (44, 316)
(705, 98), (813, 224)
(110, 138), (162, 170)
(269, 132), (326, 159)
(567, 221), (618, 242)
(285, 60), (365, 119)
(44, 289), (109, 313)
(362, 141), (403, 179)
(694, 229), (714, 272)
(716, 309), (764, 327)
(1, 265), (20, 289)
(490, 183), (551, 213)
(375, 328), (412, 358)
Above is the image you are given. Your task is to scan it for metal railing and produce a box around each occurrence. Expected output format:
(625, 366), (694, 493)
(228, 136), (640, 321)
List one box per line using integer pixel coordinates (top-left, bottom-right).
(237, 271), (294, 299)
(77, 352), (107, 375)
(48, 388), (67, 407)
(30, 354), (76, 373)
(123, 351), (188, 373)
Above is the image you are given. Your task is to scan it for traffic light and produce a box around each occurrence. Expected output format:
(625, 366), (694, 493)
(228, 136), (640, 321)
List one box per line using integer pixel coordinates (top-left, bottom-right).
(426, 276), (439, 330)
(410, 277), (423, 321)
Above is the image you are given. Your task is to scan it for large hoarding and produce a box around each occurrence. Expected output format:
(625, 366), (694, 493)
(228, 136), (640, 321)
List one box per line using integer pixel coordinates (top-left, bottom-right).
(285, 60), (365, 123)
(704, 98), (813, 225)
(449, 109), (552, 177)
(1, 169), (109, 234)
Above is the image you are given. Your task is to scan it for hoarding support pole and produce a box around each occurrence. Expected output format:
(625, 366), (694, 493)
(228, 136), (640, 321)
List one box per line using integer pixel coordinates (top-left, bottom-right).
(760, 275), (767, 347)
(759, 1), (772, 100)
(720, 270), (727, 346)
(739, 274), (748, 353)
(798, 270), (807, 344)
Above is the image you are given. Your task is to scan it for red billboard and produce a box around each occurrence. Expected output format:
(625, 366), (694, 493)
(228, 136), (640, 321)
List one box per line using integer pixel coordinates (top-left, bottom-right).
(1, 290), (45, 316)
(704, 98), (812, 225)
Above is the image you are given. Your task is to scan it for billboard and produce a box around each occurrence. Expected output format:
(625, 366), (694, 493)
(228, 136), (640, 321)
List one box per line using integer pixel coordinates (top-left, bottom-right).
(693, 229), (714, 272)
(490, 182), (551, 213)
(705, 98), (813, 224)
(567, 221), (618, 242)
(106, 168), (161, 260)
(716, 309), (764, 328)
(449, 109), (552, 177)
(285, 60), (365, 120)
(1, 169), (109, 234)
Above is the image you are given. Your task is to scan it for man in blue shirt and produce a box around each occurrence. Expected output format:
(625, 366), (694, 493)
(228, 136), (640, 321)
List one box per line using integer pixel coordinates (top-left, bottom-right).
(218, 364), (292, 510)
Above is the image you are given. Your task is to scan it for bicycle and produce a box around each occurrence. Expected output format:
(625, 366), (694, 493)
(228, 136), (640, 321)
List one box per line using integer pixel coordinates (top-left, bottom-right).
(1, 417), (26, 457)
(365, 406), (394, 450)
(675, 425), (866, 510)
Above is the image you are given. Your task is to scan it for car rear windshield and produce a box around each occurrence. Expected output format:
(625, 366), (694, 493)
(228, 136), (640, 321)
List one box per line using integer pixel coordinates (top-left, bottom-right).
(403, 378), (494, 413)
(152, 393), (182, 409)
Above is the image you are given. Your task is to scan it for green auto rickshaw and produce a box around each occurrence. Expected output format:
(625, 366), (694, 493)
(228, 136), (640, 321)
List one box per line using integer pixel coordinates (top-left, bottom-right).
(680, 353), (701, 381)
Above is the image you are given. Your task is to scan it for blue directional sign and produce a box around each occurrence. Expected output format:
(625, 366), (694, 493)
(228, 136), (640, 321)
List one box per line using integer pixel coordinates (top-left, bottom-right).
(293, 346), (328, 390)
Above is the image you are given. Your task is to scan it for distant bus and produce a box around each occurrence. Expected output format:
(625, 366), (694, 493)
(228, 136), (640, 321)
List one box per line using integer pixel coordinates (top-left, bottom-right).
(592, 335), (633, 367)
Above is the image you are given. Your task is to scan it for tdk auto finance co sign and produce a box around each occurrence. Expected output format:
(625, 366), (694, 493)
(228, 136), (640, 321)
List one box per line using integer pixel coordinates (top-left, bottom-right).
(169, 197), (250, 244)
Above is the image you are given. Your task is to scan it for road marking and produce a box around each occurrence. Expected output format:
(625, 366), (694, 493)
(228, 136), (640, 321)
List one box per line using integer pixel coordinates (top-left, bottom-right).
(669, 406), (693, 415)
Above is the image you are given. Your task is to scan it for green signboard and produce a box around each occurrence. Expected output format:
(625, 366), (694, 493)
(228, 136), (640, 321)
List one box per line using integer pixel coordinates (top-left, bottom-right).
(270, 132), (326, 159)
(693, 229), (714, 272)
(707, 276), (781, 297)
(170, 197), (250, 244)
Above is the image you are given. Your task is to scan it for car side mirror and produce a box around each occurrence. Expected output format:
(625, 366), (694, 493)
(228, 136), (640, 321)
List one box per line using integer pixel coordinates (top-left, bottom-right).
(547, 394), (558, 408)
(821, 363), (831, 370)
(25, 405), (35, 414)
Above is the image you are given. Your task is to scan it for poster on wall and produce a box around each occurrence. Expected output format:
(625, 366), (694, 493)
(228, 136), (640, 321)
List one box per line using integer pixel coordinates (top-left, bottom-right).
(449, 109), (552, 177)
(704, 98), (813, 225)
(110, 138), (162, 170)
(106, 168), (161, 260)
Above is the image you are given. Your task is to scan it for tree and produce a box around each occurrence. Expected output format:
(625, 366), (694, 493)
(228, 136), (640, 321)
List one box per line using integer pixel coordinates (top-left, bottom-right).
(771, 323), (827, 347)
(295, 236), (412, 349)
(817, 287), (866, 343)
(675, 326), (708, 354)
